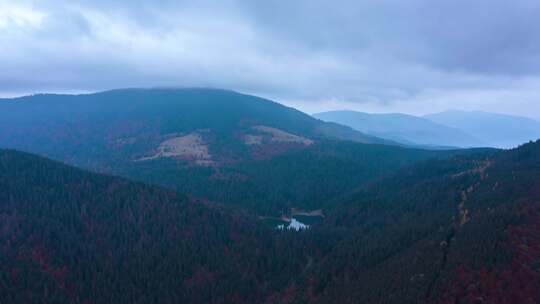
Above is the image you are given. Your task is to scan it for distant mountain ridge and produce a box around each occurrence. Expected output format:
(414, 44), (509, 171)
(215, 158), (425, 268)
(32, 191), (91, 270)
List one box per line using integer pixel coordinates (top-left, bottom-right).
(424, 110), (540, 148)
(314, 110), (484, 148)
(2, 88), (441, 216)
(0, 88), (393, 167)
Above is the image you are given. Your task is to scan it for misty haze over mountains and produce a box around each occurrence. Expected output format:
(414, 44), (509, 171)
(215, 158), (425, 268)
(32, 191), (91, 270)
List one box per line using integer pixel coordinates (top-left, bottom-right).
(2, 1), (540, 303)
(424, 110), (540, 148)
(315, 109), (540, 149)
(314, 111), (484, 148)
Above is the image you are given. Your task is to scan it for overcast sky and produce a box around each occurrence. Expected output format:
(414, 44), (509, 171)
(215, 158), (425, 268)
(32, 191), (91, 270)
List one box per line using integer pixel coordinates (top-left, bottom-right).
(1, 0), (540, 117)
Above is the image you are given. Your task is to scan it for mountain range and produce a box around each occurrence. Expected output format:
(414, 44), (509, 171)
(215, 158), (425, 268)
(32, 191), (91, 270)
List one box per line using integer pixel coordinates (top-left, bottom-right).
(313, 110), (484, 148)
(0, 88), (463, 216)
(424, 110), (540, 148)
(1, 88), (540, 303)
(315, 110), (540, 149)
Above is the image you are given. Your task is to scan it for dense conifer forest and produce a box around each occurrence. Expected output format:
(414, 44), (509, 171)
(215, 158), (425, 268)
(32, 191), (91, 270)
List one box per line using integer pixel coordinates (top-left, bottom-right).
(2, 140), (539, 303)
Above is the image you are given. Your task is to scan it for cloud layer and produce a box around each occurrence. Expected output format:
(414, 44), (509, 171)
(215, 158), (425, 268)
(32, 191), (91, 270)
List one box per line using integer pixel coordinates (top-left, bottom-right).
(1, 0), (540, 117)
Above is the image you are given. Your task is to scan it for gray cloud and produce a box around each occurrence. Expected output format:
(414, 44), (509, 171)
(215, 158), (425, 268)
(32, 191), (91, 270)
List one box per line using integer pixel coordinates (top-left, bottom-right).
(1, 0), (540, 117)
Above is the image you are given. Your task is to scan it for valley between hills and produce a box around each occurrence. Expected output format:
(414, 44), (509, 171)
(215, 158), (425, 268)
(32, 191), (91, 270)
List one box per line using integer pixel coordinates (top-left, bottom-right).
(1, 88), (539, 303)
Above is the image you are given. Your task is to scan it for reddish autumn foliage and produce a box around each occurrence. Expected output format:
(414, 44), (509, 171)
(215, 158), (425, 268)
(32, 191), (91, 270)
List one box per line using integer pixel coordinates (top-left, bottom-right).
(439, 205), (540, 304)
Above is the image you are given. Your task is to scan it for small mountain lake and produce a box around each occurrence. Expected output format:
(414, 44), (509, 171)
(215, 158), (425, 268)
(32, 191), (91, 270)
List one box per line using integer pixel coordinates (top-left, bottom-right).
(260, 210), (324, 231)
(277, 218), (309, 231)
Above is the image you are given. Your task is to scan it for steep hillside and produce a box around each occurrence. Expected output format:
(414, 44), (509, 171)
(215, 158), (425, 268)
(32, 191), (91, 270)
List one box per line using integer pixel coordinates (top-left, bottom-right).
(0, 88), (389, 169)
(425, 110), (540, 148)
(0, 88), (455, 216)
(299, 141), (540, 303)
(0, 149), (309, 303)
(314, 110), (484, 148)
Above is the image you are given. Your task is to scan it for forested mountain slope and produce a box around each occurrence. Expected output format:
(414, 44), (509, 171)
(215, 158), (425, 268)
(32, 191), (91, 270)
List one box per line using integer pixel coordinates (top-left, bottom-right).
(0, 89), (464, 216)
(0, 149), (311, 303)
(120, 140), (472, 215)
(299, 140), (540, 303)
(0, 88), (388, 169)
(1, 140), (539, 303)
